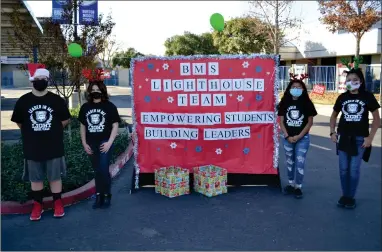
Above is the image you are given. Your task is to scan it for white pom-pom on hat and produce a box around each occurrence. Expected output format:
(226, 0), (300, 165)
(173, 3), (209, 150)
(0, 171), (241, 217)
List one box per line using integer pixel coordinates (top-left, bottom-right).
(29, 68), (50, 81)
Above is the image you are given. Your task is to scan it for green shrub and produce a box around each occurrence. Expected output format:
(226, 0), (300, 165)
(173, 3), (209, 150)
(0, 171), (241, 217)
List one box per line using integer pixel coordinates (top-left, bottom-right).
(1, 131), (130, 203)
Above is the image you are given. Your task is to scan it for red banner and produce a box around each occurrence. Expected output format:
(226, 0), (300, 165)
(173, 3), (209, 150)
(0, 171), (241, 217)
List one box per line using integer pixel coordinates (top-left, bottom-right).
(312, 84), (326, 95)
(132, 56), (279, 177)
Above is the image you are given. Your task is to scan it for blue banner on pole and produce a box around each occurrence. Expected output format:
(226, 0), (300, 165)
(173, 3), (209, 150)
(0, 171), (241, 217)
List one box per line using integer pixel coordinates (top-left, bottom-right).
(79, 0), (98, 25)
(52, 0), (71, 24)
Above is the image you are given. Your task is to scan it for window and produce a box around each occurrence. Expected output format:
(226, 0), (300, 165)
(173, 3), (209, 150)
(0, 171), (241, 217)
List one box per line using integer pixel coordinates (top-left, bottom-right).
(321, 57), (336, 66)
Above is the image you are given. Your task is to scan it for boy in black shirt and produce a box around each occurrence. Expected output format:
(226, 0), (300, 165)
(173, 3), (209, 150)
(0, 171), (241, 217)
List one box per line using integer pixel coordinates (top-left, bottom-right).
(11, 68), (71, 221)
(330, 68), (380, 209)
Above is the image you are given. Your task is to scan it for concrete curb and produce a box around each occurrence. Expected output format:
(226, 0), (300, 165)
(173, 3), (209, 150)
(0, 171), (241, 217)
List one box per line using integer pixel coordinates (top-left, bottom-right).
(1, 142), (134, 215)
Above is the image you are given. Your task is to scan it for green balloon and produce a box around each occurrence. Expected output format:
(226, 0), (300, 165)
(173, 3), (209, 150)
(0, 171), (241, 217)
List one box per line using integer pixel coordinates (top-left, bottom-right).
(210, 13), (225, 31)
(68, 43), (83, 58)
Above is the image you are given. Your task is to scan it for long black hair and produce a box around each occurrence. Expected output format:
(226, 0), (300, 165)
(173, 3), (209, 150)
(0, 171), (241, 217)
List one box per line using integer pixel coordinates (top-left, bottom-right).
(278, 79), (313, 111)
(344, 68), (366, 93)
(86, 80), (110, 102)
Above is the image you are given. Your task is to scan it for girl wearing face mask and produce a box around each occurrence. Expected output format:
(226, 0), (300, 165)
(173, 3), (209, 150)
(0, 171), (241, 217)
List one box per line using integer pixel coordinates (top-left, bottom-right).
(330, 68), (380, 209)
(78, 80), (120, 209)
(278, 75), (317, 198)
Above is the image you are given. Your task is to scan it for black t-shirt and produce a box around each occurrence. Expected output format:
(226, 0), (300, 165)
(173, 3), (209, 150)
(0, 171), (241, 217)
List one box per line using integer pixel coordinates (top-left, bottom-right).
(278, 98), (318, 137)
(79, 101), (120, 145)
(334, 91), (380, 137)
(11, 92), (71, 161)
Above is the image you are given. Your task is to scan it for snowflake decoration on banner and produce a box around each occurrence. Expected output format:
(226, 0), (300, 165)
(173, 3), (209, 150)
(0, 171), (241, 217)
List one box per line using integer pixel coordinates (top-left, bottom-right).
(162, 63), (169, 70)
(256, 94), (263, 101)
(237, 95), (244, 102)
(242, 61), (249, 68)
(156, 69), (160, 72)
(229, 94), (233, 97)
(138, 85), (142, 89)
(242, 72), (246, 76)
(157, 97), (161, 101)
(256, 66), (262, 73)
(195, 146), (202, 152)
(266, 72), (270, 75)
(167, 96), (174, 103)
(144, 96), (151, 103)
(170, 142), (177, 149)
(225, 144), (229, 148)
(157, 147), (160, 151)
(229, 68), (233, 72)
(215, 148), (223, 155)
(145, 78), (149, 82)
(140, 68), (145, 72)
(170, 69), (174, 73)
(243, 148), (250, 155)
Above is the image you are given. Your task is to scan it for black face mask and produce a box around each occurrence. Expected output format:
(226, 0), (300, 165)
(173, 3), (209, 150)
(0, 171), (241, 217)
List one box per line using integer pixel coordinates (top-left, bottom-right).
(90, 92), (102, 100)
(33, 80), (48, 91)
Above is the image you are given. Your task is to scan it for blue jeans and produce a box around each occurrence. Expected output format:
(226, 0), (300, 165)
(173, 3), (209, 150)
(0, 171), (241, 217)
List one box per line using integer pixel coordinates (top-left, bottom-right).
(338, 136), (365, 198)
(282, 134), (310, 187)
(89, 141), (113, 194)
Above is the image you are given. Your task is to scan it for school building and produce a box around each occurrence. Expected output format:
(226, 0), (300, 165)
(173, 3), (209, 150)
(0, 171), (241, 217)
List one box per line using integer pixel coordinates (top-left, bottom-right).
(278, 2), (381, 93)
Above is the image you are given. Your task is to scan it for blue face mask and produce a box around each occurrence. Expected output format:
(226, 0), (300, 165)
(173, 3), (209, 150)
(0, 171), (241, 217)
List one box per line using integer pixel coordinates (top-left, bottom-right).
(290, 88), (303, 97)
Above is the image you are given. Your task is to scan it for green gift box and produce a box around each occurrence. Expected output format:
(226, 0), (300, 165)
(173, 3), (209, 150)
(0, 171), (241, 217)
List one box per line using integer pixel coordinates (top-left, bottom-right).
(193, 165), (228, 197)
(154, 166), (190, 198)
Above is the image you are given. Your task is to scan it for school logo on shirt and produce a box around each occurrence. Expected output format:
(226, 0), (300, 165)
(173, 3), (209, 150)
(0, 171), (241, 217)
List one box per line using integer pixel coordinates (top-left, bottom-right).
(86, 109), (106, 133)
(286, 105), (304, 127)
(28, 105), (53, 131)
(342, 99), (365, 122)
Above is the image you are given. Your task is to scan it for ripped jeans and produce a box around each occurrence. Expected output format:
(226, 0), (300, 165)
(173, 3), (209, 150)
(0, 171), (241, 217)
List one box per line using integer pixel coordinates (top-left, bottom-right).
(282, 134), (310, 187)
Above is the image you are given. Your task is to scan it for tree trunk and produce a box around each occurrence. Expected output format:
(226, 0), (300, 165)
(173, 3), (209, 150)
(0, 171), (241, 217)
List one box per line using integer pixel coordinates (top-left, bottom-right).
(355, 36), (360, 58)
(274, 0), (279, 55)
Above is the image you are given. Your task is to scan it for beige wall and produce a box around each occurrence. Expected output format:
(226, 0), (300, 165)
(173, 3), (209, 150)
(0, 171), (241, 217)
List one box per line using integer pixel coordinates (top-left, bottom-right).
(371, 55), (381, 64)
(118, 69), (130, 87)
(12, 70), (30, 88)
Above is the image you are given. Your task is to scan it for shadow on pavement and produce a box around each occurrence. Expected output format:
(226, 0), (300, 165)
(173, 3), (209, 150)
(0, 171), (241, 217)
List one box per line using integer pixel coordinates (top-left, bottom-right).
(1, 134), (381, 251)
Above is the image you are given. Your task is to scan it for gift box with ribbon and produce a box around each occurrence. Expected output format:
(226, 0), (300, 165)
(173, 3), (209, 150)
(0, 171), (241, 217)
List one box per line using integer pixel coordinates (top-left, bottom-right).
(154, 166), (190, 198)
(193, 165), (228, 197)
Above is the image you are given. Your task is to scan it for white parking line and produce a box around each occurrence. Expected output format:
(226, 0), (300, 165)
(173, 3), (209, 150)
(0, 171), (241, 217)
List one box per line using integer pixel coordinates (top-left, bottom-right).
(310, 144), (331, 151)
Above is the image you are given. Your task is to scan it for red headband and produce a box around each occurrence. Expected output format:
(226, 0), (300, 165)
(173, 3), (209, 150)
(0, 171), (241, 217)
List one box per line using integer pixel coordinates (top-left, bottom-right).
(289, 73), (309, 81)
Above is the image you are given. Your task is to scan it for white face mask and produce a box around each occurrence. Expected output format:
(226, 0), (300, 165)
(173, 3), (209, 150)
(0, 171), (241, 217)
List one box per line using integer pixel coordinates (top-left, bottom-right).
(346, 81), (361, 91)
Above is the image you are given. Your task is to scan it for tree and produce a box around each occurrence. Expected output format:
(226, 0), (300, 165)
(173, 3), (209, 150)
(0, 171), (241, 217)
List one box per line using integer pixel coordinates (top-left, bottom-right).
(164, 32), (219, 56)
(98, 35), (122, 69)
(6, 1), (115, 105)
(111, 48), (144, 68)
(318, 0), (381, 58)
(249, 1), (302, 54)
(212, 16), (273, 54)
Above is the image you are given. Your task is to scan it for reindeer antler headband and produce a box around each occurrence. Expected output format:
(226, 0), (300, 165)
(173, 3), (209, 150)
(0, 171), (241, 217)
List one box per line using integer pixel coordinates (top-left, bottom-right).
(289, 73), (309, 81)
(340, 56), (363, 70)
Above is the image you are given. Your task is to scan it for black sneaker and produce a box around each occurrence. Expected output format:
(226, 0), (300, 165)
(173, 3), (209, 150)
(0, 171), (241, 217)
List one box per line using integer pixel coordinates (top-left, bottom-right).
(92, 194), (104, 209)
(102, 194), (112, 208)
(294, 188), (303, 199)
(345, 198), (356, 209)
(283, 185), (295, 195)
(337, 196), (348, 207)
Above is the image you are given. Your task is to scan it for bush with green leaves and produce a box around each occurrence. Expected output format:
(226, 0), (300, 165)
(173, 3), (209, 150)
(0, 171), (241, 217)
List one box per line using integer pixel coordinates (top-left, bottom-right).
(1, 131), (130, 203)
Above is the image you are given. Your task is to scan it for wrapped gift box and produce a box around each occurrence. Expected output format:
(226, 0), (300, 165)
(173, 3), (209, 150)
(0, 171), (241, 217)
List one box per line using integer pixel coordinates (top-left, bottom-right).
(193, 165), (228, 197)
(154, 166), (190, 198)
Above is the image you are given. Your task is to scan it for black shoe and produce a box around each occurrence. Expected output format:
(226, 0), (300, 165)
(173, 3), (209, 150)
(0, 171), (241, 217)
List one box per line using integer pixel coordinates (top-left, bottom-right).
(294, 188), (303, 199)
(283, 185), (295, 195)
(92, 194), (104, 209)
(345, 198), (356, 209)
(337, 196), (348, 207)
(102, 194), (111, 208)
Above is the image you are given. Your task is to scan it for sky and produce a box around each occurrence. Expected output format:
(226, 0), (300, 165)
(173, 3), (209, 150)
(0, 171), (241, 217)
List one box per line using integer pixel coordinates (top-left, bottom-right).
(25, 1), (321, 56)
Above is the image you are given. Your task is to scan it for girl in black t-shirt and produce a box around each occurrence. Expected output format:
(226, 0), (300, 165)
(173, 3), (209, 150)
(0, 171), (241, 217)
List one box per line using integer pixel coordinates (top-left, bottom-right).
(330, 68), (380, 209)
(278, 76), (317, 199)
(79, 80), (121, 209)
